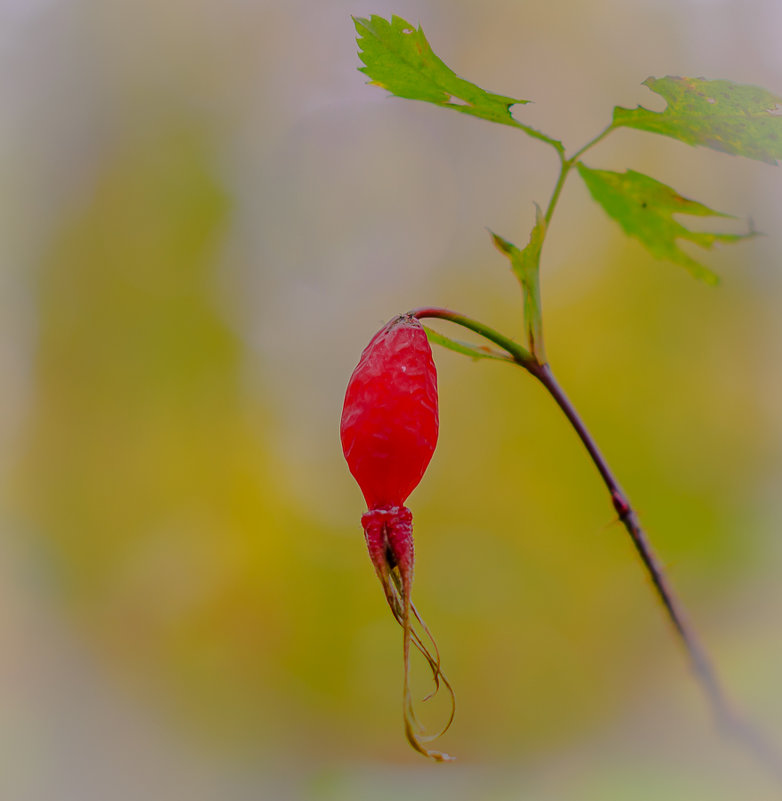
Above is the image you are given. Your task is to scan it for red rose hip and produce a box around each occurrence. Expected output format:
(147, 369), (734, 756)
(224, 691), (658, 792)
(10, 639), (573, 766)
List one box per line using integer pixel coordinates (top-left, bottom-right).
(340, 314), (439, 510)
(340, 314), (454, 761)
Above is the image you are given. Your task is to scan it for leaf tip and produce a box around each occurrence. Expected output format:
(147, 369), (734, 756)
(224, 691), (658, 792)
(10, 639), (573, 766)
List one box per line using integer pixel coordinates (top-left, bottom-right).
(352, 14), (369, 35)
(488, 229), (516, 257)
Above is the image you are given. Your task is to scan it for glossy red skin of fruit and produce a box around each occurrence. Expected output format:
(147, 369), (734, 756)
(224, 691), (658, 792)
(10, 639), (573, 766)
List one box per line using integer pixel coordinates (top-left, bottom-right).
(340, 315), (438, 511)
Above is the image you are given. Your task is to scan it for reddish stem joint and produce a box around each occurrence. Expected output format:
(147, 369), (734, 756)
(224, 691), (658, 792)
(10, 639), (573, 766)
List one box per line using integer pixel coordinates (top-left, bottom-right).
(611, 489), (631, 520)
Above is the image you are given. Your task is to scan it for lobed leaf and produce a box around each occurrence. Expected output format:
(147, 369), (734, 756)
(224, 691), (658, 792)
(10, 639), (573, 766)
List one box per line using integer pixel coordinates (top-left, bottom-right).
(353, 14), (532, 130)
(613, 76), (782, 164)
(576, 164), (754, 284)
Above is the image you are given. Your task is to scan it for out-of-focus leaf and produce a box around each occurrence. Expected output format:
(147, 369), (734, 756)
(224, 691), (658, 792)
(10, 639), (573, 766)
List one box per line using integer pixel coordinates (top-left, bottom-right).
(577, 164), (754, 284)
(353, 14), (531, 130)
(490, 207), (547, 361)
(423, 325), (513, 362)
(613, 76), (782, 164)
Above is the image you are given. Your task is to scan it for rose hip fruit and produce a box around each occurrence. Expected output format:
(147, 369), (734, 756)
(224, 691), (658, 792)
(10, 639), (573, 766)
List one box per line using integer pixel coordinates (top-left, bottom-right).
(340, 314), (454, 761)
(340, 315), (439, 509)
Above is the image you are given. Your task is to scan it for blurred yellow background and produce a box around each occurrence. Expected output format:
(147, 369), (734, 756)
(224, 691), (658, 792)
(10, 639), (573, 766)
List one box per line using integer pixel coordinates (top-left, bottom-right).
(2, 0), (782, 798)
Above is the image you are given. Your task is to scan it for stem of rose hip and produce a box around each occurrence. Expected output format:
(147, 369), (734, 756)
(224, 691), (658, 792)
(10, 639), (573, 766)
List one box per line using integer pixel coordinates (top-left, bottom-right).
(412, 305), (782, 778)
(409, 311), (731, 719)
(542, 124), (616, 226)
(528, 361), (731, 719)
(531, 365), (782, 779)
(410, 307), (535, 368)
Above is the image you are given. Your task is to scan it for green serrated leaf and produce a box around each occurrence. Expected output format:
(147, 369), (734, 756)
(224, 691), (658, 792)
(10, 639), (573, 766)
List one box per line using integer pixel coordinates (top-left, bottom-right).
(353, 14), (531, 129)
(422, 325), (513, 363)
(613, 76), (782, 164)
(576, 164), (754, 284)
(490, 206), (547, 361)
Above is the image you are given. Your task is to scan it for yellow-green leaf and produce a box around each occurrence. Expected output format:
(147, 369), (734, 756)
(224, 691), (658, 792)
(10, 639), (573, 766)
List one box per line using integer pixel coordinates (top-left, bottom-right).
(353, 14), (532, 130)
(577, 164), (754, 284)
(613, 76), (782, 165)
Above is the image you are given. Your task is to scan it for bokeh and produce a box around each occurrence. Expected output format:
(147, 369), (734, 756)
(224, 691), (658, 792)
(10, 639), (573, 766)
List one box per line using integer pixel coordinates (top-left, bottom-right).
(2, 0), (782, 798)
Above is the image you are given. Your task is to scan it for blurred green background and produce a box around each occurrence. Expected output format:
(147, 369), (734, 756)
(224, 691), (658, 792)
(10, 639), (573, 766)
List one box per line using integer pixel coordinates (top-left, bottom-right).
(2, 0), (782, 798)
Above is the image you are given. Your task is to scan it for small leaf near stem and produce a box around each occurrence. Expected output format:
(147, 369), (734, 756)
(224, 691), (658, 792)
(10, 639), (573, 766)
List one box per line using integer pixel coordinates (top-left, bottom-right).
(490, 207), (547, 364)
(480, 123), (616, 364)
(410, 307), (534, 368)
(422, 325), (514, 363)
(477, 123), (616, 368)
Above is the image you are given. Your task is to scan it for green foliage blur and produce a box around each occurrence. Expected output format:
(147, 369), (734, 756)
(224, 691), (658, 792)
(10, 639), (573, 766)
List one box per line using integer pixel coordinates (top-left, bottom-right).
(2, 0), (782, 799)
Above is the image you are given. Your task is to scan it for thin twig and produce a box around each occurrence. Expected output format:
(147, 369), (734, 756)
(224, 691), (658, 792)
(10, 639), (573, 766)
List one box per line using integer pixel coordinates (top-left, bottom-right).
(531, 360), (782, 781)
(412, 306), (782, 780)
(528, 361), (731, 722)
